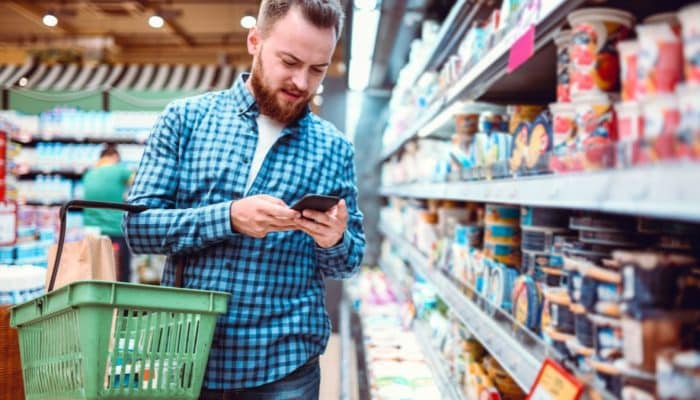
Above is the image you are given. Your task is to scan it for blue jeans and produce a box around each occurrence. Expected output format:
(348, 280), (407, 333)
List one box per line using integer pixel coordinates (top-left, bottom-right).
(198, 358), (320, 400)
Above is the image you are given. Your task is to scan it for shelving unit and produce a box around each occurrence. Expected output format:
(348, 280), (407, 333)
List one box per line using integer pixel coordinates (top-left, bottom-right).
(380, 163), (700, 221)
(11, 135), (146, 146)
(380, 0), (585, 161)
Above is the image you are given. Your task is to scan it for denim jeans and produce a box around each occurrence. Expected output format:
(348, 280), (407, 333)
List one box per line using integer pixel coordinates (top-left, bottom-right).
(198, 357), (320, 400)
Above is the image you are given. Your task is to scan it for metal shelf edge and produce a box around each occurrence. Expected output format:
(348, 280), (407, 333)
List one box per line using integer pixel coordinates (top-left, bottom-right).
(413, 320), (468, 400)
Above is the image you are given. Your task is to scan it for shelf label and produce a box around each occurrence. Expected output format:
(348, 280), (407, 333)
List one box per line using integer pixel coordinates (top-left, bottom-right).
(507, 24), (536, 73)
(528, 359), (583, 400)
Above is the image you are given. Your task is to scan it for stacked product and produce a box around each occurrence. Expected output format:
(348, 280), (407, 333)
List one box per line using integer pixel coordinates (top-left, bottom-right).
(0, 265), (46, 305)
(351, 269), (442, 400)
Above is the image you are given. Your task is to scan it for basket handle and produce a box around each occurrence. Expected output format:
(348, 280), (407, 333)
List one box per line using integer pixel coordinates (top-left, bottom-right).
(48, 200), (148, 292)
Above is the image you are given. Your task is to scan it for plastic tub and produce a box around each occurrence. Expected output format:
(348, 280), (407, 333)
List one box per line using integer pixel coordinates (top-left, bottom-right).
(521, 206), (570, 229)
(521, 227), (571, 253)
(590, 358), (623, 397)
(614, 250), (698, 317)
(555, 30), (573, 102)
(484, 223), (521, 245)
(568, 8), (635, 99)
(483, 242), (521, 268)
(573, 93), (618, 170)
(548, 102), (577, 172)
(571, 303), (594, 348)
(676, 83), (700, 160)
(621, 310), (700, 373)
(525, 113), (554, 172)
(511, 275), (542, 332)
(617, 40), (640, 101)
(637, 23), (683, 97)
(484, 204), (520, 225)
(544, 288), (575, 334)
(656, 350), (700, 400)
(679, 4), (700, 84)
(589, 313), (623, 360)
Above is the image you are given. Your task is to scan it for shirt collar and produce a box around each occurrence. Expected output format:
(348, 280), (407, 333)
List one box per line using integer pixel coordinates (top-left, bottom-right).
(231, 73), (311, 129)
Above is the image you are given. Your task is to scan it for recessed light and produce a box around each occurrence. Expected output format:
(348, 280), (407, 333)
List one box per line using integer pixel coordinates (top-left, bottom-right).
(42, 12), (58, 27)
(149, 15), (164, 29)
(241, 15), (256, 29)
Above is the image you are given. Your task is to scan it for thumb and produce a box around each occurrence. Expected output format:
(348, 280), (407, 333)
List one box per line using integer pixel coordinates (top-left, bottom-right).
(257, 195), (287, 207)
(337, 199), (348, 221)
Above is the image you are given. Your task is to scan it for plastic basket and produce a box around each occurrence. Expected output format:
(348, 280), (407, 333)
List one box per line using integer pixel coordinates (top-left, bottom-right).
(9, 200), (230, 399)
(11, 281), (228, 399)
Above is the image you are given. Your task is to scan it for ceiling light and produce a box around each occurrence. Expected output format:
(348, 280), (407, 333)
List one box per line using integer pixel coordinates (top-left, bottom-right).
(316, 84), (324, 94)
(354, 0), (379, 11)
(313, 95), (324, 106)
(241, 14), (256, 29)
(18, 77), (28, 87)
(42, 12), (58, 27)
(149, 15), (165, 29)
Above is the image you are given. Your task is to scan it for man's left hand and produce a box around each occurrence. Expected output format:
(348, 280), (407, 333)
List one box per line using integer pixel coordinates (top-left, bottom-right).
(295, 199), (348, 248)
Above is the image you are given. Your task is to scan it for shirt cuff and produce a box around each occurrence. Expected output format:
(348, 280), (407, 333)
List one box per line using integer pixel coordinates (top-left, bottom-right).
(207, 200), (238, 240)
(315, 232), (349, 261)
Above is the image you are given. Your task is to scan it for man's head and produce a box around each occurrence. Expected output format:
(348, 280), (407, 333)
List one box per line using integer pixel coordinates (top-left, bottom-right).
(246, 0), (344, 124)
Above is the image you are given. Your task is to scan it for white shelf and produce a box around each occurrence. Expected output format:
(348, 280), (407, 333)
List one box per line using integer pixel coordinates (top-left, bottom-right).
(380, 164), (700, 221)
(379, 224), (558, 391)
(413, 320), (468, 400)
(377, 259), (466, 400)
(380, 0), (585, 161)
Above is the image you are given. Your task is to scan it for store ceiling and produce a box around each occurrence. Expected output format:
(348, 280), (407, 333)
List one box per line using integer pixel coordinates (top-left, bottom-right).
(0, 0), (345, 71)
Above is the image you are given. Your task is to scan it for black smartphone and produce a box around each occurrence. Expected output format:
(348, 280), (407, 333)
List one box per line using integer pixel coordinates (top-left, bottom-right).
(290, 194), (341, 212)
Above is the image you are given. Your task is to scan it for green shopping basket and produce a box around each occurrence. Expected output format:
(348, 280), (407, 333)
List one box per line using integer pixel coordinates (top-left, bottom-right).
(10, 200), (230, 400)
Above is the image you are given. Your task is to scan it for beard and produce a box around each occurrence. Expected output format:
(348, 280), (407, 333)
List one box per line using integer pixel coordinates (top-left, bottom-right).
(250, 56), (311, 124)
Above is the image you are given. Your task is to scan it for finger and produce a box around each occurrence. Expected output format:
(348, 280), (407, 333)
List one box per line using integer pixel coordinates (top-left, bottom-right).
(263, 204), (301, 220)
(257, 195), (288, 207)
(337, 199), (349, 222)
(295, 217), (330, 235)
(302, 209), (333, 225)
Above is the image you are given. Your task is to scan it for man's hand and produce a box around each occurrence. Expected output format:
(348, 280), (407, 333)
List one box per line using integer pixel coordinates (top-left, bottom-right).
(230, 195), (301, 238)
(295, 199), (349, 248)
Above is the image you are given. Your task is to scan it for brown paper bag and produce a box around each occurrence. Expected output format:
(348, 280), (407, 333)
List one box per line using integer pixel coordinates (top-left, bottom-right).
(45, 235), (117, 291)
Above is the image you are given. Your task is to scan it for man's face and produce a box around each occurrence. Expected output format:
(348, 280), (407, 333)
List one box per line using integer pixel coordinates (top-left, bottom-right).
(247, 6), (336, 123)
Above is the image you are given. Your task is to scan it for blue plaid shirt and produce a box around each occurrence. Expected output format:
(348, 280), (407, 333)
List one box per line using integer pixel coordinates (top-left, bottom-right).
(123, 74), (365, 389)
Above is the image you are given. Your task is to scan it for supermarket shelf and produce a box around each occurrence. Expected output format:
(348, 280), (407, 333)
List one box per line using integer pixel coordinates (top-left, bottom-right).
(379, 224), (553, 391)
(339, 292), (352, 400)
(413, 320), (468, 400)
(11, 133), (146, 146)
(14, 167), (86, 180)
(380, 0), (585, 161)
(380, 163), (700, 222)
(401, 0), (484, 89)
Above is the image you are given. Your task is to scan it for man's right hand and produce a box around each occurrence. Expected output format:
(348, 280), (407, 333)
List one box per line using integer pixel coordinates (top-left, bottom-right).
(230, 195), (301, 238)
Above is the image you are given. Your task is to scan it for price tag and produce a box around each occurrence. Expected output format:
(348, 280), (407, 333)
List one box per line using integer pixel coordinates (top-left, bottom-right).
(507, 24), (536, 73)
(528, 359), (584, 400)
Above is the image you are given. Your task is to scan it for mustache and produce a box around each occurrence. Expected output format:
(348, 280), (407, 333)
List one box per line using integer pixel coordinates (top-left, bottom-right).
(280, 86), (308, 98)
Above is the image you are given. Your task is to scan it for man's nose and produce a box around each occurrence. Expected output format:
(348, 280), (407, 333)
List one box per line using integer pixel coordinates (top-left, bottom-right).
(291, 69), (309, 93)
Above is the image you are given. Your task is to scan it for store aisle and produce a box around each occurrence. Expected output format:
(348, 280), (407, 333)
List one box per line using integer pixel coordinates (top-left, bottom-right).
(320, 334), (341, 399)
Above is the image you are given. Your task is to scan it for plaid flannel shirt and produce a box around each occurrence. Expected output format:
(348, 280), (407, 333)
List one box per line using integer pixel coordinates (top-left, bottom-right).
(123, 74), (365, 389)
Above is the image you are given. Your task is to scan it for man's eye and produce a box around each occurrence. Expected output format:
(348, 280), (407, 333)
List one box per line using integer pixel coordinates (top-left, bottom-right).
(311, 67), (325, 74)
(283, 59), (295, 66)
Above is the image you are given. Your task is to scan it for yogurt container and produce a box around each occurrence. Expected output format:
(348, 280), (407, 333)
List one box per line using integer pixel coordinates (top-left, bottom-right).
(568, 8), (635, 99)
(676, 83), (700, 160)
(573, 93), (618, 170)
(555, 30), (573, 102)
(617, 40), (640, 101)
(549, 102), (577, 172)
(640, 94), (680, 162)
(636, 23), (683, 97)
(679, 4), (700, 84)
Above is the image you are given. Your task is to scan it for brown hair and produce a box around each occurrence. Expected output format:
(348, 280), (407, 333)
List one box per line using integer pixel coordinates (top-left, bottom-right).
(100, 143), (120, 159)
(257, 0), (345, 41)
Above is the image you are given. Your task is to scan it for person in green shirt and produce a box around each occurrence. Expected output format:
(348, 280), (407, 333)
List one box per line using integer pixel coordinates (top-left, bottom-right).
(82, 144), (134, 282)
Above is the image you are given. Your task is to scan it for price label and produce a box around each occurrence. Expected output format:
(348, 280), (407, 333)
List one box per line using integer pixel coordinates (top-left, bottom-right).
(508, 24), (536, 73)
(528, 359), (583, 400)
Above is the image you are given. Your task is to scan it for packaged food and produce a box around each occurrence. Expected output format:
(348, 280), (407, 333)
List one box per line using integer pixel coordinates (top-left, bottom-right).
(512, 275), (542, 332)
(525, 113), (553, 172)
(484, 223), (521, 246)
(589, 313), (623, 360)
(637, 23), (683, 97)
(573, 93), (618, 170)
(548, 102), (577, 171)
(590, 358), (623, 397)
(508, 105), (544, 133)
(509, 121), (530, 173)
(622, 311), (700, 373)
(614, 250), (699, 317)
(568, 8), (635, 99)
(657, 350), (700, 400)
(484, 204), (520, 225)
(484, 242), (521, 268)
(555, 30), (573, 102)
(544, 288), (574, 334)
(617, 40), (640, 101)
(676, 83), (700, 160)
(521, 227), (571, 253)
(571, 303), (594, 348)
(678, 4), (700, 84)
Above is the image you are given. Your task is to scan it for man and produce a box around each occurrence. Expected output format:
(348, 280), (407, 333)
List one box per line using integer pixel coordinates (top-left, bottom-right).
(123, 1), (365, 398)
(82, 144), (133, 281)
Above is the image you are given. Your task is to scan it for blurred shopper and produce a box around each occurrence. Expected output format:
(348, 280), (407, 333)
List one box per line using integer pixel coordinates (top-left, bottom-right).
(123, 0), (365, 398)
(82, 144), (134, 282)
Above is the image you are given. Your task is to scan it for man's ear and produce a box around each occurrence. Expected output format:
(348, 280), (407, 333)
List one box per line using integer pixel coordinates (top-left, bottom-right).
(247, 26), (261, 56)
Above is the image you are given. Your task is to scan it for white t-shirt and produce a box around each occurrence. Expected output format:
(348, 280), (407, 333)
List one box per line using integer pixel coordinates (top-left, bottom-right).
(245, 114), (285, 194)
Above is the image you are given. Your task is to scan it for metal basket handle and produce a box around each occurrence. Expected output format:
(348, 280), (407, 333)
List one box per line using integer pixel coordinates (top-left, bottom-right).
(48, 200), (147, 291)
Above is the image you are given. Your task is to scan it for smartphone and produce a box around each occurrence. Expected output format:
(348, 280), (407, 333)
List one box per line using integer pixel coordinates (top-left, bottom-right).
(290, 194), (341, 212)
